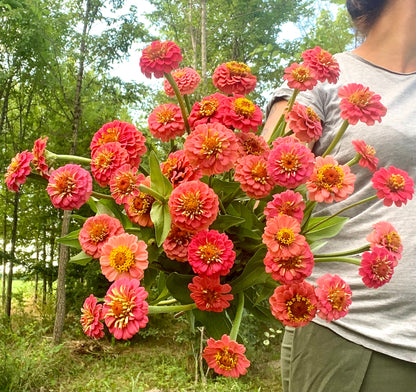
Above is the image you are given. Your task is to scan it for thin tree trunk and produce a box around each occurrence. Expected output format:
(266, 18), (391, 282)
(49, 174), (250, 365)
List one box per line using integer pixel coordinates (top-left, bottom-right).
(1, 192), (8, 309)
(42, 228), (47, 305)
(200, 0), (207, 88)
(48, 234), (54, 293)
(188, 0), (198, 70)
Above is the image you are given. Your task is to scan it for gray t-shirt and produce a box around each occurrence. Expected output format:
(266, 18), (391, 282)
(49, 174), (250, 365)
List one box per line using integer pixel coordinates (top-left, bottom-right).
(268, 52), (416, 363)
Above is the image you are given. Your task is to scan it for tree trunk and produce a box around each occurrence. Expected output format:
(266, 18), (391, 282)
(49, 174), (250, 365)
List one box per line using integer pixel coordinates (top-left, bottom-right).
(48, 234), (54, 293)
(1, 192), (8, 309)
(188, 0), (198, 70)
(42, 228), (47, 305)
(200, 0), (207, 87)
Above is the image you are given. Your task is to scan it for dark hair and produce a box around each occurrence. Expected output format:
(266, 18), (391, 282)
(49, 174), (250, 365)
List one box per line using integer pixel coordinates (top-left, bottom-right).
(346, 0), (389, 34)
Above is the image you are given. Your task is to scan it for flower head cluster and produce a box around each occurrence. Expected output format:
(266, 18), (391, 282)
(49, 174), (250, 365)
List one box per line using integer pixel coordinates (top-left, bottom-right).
(109, 164), (145, 205)
(212, 61), (257, 95)
(366, 221), (402, 260)
(80, 295), (104, 339)
(188, 93), (226, 130)
(285, 102), (322, 143)
(5, 150), (34, 192)
(352, 139), (379, 172)
(283, 63), (317, 91)
(32, 137), (50, 178)
(236, 132), (270, 159)
(163, 224), (195, 262)
(161, 150), (202, 188)
(124, 177), (155, 227)
(148, 103), (185, 142)
(264, 190), (305, 223)
(163, 67), (200, 97)
(301, 46), (340, 84)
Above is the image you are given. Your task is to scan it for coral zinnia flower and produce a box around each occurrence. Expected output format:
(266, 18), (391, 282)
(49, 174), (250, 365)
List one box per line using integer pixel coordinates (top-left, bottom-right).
(109, 164), (145, 205)
(212, 61), (257, 95)
(90, 120), (147, 168)
(262, 214), (307, 259)
(315, 274), (352, 322)
(168, 180), (219, 232)
(352, 139), (379, 172)
(307, 155), (356, 203)
(301, 46), (340, 84)
(269, 281), (318, 327)
(264, 244), (314, 285)
(47, 164), (92, 210)
(80, 294), (104, 339)
(188, 275), (233, 312)
(264, 190), (305, 224)
(366, 221), (403, 260)
(359, 247), (398, 289)
(234, 155), (275, 199)
(283, 62), (317, 91)
(139, 40), (183, 79)
(188, 230), (235, 277)
(267, 137), (315, 189)
(163, 67), (201, 97)
(100, 233), (148, 282)
(79, 214), (125, 259)
(148, 103), (186, 142)
(188, 92), (227, 130)
(163, 223), (195, 262)
(338, 83), (387, 125)
(217, 95), (263, 133)
(184, 122), (239, 176)
(161, 150), (202, 188)
(4, 150), (34, 192)
(236, 132), (270, 159)
(32, 137), (50, 178)
(124, 178), (155, 227)
(371, 166), (414, 207)
(102, 278), (149, 340)
(203, 334), (250, 378)
(285, 102), (322, 143)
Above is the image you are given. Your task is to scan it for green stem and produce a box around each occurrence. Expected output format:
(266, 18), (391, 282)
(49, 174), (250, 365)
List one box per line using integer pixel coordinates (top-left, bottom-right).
(139, 184), (165, 202)
(90, 191), (114, 200)
(229, 292), (244, 341)
(346, 153), (360, 167)
(184, 94), (192, 113)
(154, 298), (177, 306)
(45, 150), (91, 165)
(314, 256), (361, 266)
(164, 72), (190, 133)
(322, 119), (349, 157)
(148, 303), (196, 314)
(314, 244), (370, 258)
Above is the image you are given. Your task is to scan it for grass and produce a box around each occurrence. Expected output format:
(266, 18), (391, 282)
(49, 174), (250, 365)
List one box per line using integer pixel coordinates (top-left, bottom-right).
(0, 281), (283, 392)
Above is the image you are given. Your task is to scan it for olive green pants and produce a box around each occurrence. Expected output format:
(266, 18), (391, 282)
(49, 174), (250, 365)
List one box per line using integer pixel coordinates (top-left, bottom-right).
(281, 322), (416, 392)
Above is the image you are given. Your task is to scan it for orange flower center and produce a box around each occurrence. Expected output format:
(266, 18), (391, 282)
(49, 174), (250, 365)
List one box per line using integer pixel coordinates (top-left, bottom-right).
(276, 228), (295, 246)
(278, 152), (301, 173)
(94, 151), (114, 169)
(286, 294), (313, 322)
(156, 107), (175, 124)
(317, 164), (344, 190)
(133, 193), (154, 215)
(115, 173), (136, 193)
(109, 245), (135, 272)
(81, 310), (94, 329)
(317, 50), (332, 66)
(328, 287), (350, 311)
(384, 232), (401, 252)
(215, 348), (238, 370)
(199, 99), (219, 117)
(372, 259), (392, 280)
(387, 174), (405, 191)
(53, 173), (76, 196)
(251, 162), (268, 184)
(279, 201), (296, 216)
(173, 69), (186, 79)
(148, 42), (168, 60)
(89, 223), (108, 244)
(278, 255), (303, 271)
(243, 139), (263, 155)
(8, 158), (20, 174)
(226, 61), (250, 76)
(364, 145), (376, 157)
(348, 90), (372, 108)
(107, 291), (135, 329)
(233, 97), (255, 118)
(201, 132), (222, 157)
(179, 191), (203, 219)
(291, 66), (311, 82)
(98, 128), (120, 145)
(307, 107), (320, 122)
(198, 243), (222, 264)
(169, 226), (193, 244)
(202, 289), (219, 308)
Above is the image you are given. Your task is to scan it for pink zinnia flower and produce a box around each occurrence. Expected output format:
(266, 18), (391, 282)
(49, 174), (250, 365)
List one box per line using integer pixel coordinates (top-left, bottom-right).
(90, 120), (147, 168)
(188, 92), (227, 130)
(139, 40), (183, 79)
(262, 214), (307, 259)
(217, 95), (263, 133)
(109, 164), (145, 205)
(80, 294), (104, 339)
(212, 61), (257, 95)
(5, 150), (34, 192)
(359, 247), (398, 289)
(184, 122), (239, 176)
(352, 140), (379, 172)
(315, 274), (352, 322)
(188, 275), (233, 312)
(234, 155), (275, 199)
(285, 102), (322, 143)
(163, 67), (201, 97)
(267, 137), (315, 189)
(100, 233), (148, 282)
(338, 83), (387, 125)
(148, 103), (186, 142)
(236, 132), (270, 159)
(163, 224), (195, 262)
(47, 164), (92, 210)
(32, 137), (50, 178)
(102, 278), (149, 340)
(188, 230), (235, 277)
(283, 62), (317, 91)
(372, 166), (414, 207)
(366, 221), (403, 260)
(168, 180), (219, 232)
(307, 155), (356, 203)
(91, 142), (130, 187)
(269, 281), (318, 327)
(124, 177), (155, 227)
(264, 190), (305, 223)
(203, 334), (250, 378)
(301, 46), (340, 84)
(161, 150), (202, 188)
(79, 214), (125, 259)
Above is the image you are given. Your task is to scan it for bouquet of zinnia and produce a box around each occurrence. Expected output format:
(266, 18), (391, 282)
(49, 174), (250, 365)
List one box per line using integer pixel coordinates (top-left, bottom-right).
(5, 40), (414, 378)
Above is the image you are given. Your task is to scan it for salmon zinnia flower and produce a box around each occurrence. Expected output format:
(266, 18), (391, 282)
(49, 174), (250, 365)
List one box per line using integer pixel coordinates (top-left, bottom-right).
(285, 102), (322, 143)
(283, 62), (317, 91)
(148, 103), (186, 142)
(163, 67), (201, 97)
(315, 274), (352, 322)
(236, 132), (270, 159)
(188, 230), (235, 277)
(307, 155), (356, 203)
(352, 140), (379, 172)
(80, 294), (104, 339)
(212, 61), (257, 95)
(139, 40), (183, 79)
(124, 177), (155, 227)
(109, 164), (145, 205)
(47, 164), (92, 210)
(161, 150), (202, 188)
(188, 92), (226, 130)
(301, 46), (340, 84)
(5, 150), (34, 192)
(100, 233), (148, 282)
(188, 275), (233, 312)
(79, 214), (125, 259)
(32, 137), (50, 178)
(372, 166), (414, 207)
(203, 334), (250, 378)
(163, 224), (195, 262)
(366, 221), (402, 260)
(102, 278), (149, 340)
(338, 83), (387, 125)
(264, 190), (305, 223)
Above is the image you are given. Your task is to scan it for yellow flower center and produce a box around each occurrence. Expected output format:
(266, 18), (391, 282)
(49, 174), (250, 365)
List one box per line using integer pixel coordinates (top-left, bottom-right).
(179, 191), (203, 219)
(384, 232), (401, 252)
(89, 223), (108, 244)
(197, 243), (222, 264)
(286, 294), (313, 322)
(372, 259), (392, 280)
(278, 255), (303, 271)
(388, 174), (405, 191)
(276, 228), (295, 246)
(156, 107), (175, 124)
(201, 132), (222, 157)
(94, 151), (114, 169)
(364, 145), (376, 157)
(233, 97), (255, 118)
(115, 173), (136, 193)
(107, 289), (135, 329)
(226, 61), (250, 76)
(243, 138), (262, 155)
(148, 42), (168, 60)
(199, 99), (219, 117)
(133, 193), (154, 215)
(172, 69), (186, 79)
(278, 152), (301, 173)
(251, 162), (268, 184)
(279, 201), (296, 216)
(328, 288), (350, 311)
(348, 90), (372, 108)
(215, 348), (238, 370)
(81, 309), (94, 330)
(317, 164), (344, 190)
(307, 107), (320, 122)
(53, 173), (76, 196)
(109, 245), (135, 272)
(291, 66), (311, 82)
(98, 128), (120, 145)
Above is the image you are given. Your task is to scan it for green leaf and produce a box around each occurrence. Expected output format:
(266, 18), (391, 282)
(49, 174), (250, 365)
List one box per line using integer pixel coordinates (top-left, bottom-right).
(97, 199), (132, 228)
(210, 214), (245, 231)
(193, 309), (232, 340)
(211, 178), (245, 205)
(149, 150), (173, 198)
(150, 201), (171, 246)
(304, 216), (349, 242)
(56, 229), (82, 249)
(166, 272), (194, 304)
(69, 250), (93, 265)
